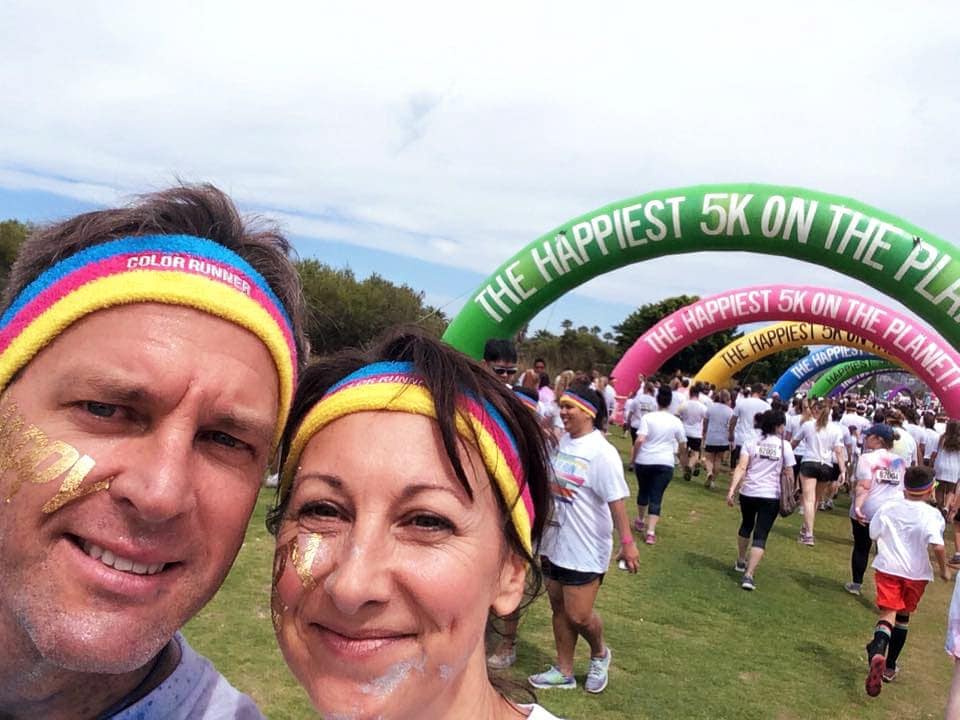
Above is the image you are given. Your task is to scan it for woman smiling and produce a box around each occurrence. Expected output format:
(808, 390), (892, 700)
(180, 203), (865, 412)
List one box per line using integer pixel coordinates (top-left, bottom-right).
(267, 330), (560, 720)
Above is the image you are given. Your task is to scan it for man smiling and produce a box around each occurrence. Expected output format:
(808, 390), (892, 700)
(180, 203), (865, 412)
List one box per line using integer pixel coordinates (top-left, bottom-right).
(0, 186), (306, 719)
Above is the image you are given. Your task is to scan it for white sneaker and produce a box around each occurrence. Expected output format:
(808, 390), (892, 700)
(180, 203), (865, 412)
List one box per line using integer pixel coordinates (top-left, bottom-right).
(584, 647), (611, 693)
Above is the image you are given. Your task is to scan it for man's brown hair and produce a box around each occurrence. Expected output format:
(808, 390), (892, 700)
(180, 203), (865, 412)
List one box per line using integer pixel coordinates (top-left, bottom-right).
(2, 184), (308, 365)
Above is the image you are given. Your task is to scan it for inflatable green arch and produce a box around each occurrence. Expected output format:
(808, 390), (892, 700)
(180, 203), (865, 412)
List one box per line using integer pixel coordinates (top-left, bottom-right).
(443, 184), (960, 360)
(808, 359), (899, 398)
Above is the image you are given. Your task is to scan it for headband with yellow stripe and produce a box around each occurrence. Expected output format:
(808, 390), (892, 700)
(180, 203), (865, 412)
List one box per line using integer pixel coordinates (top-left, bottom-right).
(0, 234), (298, 450)
(280, 361), (536, 555)
(560, 389), (598, 418)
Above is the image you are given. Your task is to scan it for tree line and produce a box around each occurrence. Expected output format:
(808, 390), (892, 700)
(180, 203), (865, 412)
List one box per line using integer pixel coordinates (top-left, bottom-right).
(0, 219), (803, 382)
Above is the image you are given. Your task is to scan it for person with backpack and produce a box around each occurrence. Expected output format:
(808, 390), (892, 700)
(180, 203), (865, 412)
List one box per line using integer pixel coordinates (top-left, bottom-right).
(725, 410), (795, 591)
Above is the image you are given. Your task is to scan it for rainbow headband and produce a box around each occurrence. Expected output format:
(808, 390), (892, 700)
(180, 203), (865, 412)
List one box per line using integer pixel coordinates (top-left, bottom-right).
(560, 389), (597, 418)
(280, 361), (535, 554)
(514, 388), (540, 413)
(0, 234), (297, 450)
(906, 478), (935, 494)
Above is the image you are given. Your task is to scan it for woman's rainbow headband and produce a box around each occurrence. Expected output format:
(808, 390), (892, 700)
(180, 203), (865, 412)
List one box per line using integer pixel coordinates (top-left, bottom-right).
(280, 361), (536, 554)
(514, 388), (540, 413)
(560, 389), (597, 418)
(0, 234), (298, 450)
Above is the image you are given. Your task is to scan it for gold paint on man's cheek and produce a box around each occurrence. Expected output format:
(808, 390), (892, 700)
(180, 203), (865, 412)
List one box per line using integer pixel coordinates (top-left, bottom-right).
(0, 399), (106, 510)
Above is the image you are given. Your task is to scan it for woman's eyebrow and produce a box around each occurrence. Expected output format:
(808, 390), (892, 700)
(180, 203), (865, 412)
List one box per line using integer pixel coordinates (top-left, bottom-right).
(398, 482), (469, 505)
(294, 472), (343, 489)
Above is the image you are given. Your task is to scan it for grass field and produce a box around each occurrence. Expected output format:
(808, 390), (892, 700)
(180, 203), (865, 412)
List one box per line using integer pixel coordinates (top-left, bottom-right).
(185, 434), (956, 719)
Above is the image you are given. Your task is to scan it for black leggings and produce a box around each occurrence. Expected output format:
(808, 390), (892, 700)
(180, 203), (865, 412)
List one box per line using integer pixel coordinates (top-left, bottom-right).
(635, 464), (673, 516)
(851, 518), (873, 584)
(738, 494), (779, 549)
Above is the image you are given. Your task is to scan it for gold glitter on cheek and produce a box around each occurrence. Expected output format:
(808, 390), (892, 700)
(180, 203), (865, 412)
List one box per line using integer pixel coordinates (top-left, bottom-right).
(271, 543), (291, 632)
(0, 399), (106, 511)
(290, 532), (325, 591)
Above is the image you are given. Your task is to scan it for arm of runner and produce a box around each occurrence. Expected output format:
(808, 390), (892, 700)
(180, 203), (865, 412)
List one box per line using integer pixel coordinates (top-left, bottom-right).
(610, 499), (639, 573)
(934, 544), (949, 581)
(726, 447), (750, 506)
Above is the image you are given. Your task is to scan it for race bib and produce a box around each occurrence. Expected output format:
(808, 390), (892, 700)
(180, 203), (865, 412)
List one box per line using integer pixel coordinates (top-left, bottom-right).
(756, 444), (782, 461)
(876, 467), (900, 485)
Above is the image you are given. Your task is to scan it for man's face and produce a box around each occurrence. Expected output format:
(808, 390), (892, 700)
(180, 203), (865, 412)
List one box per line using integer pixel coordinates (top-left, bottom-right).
(484, 360), (517, 383)
(0, 304), (278, 673)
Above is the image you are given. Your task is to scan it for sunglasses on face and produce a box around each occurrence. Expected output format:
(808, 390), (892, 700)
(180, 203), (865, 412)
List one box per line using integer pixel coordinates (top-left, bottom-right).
(493, 366), (518, 376)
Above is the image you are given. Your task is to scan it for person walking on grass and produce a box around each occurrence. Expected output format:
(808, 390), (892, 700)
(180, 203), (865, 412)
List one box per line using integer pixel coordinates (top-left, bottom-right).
(725, 410), (795, 591)
(678, 383), (708, 482)
(529, 383), (638, 694)
(792, 398), (845, 546)
(702, 388), (734, 489)
(933, 421), (960, 534)
(861, 466), (948, 697)
(845, 424), (906, 597)
(633, 385), (688, 545)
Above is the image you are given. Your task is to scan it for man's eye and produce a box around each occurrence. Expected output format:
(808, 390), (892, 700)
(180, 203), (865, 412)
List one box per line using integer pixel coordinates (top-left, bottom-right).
(84, 402), (118, 418)
(207, 431), (244, 449)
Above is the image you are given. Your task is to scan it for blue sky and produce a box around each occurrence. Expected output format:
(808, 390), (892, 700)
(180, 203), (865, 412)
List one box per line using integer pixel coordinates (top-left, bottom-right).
(1, 0), (958, 338)
(0, 185), (634, 333)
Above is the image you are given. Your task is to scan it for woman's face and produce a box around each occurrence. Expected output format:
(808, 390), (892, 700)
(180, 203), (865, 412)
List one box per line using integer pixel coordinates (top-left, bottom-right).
(273, 411), (526, 719)
(558, 399), (593, 437)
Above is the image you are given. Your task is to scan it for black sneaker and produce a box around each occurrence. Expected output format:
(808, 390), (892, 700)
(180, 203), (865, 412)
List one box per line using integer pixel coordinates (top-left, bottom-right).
(741, 575), (756, 591)
(684, 467), (692, 482)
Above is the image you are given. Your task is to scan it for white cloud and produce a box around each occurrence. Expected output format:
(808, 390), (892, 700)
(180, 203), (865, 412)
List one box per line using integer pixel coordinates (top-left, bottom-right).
(1, 0), (959, 332)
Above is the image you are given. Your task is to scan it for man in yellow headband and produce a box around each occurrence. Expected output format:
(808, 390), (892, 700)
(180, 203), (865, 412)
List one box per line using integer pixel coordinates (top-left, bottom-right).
(0, 185), (306, 719)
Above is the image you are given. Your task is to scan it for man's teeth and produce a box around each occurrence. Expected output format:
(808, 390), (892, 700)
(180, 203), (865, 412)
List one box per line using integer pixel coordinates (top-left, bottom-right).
(80, 541), (165, 575)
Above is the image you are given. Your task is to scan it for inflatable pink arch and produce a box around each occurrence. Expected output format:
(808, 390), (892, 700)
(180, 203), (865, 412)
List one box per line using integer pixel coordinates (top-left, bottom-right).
(611, 284), (960, 416)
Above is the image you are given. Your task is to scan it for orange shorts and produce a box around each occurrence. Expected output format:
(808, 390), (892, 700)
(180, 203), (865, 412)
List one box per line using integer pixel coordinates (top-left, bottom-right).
(875, 570), (928, 613)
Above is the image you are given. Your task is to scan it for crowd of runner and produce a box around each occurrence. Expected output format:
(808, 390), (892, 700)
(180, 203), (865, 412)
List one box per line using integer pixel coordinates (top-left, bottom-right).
(483, 340), (960, 710)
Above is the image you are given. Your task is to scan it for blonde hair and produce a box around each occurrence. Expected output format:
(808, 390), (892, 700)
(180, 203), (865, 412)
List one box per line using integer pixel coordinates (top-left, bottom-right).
(554, 370), (575, 397)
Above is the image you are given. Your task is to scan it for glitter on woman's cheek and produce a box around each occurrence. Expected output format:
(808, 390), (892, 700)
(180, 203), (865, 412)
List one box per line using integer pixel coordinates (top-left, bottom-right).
(291, 531), (327, 590)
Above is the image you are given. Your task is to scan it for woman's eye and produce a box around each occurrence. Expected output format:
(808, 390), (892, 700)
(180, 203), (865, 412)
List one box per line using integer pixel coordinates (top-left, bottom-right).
(297, 501), (342, 520)
(84, 401), (118, 418)
(409, 514), (454, 531)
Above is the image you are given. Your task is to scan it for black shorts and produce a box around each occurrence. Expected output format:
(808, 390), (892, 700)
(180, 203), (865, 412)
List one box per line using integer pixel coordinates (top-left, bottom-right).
(686, 437), (702, 452)
(540, 556), (605, 586)
(704, 444), (728, 454)
(799, 461), (834, 484)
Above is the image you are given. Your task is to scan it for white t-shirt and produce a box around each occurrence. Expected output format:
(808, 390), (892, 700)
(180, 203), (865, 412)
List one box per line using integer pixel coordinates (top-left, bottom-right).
(870, 497), (945, 581)
(733, 397), (771, 446)
(921, 427), (942, 459)
(905, 422), (926, 448)
(785, 414), (807, 455)
(112, 633), (263, 719)
(795, 420), (843, 465)
(541, 430), (630, 574)
(635, 411), (686, 466)
(626, 393), (657, 429)
(946, 571), (960, 658)
(704, 403), (734, 446)
(678, 398), (708, 439)
(740, 434), (796, 499)
(841, 412), (871, 439)
(892, 428), (919, 465)
(668, 391), (683, 416)
(852, 448), (907, 521)
(518, 704), (565, 720)
(603, 384), (616, 415)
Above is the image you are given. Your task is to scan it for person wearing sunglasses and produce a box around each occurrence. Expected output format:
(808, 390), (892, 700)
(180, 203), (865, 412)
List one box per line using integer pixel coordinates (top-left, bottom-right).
(483, 339), (519, 384)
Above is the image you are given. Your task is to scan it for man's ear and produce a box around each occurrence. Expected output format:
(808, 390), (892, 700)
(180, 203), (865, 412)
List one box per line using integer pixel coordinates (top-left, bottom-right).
(491, 551), (528, 617)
